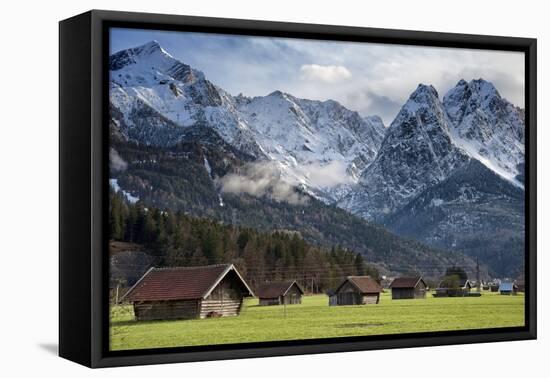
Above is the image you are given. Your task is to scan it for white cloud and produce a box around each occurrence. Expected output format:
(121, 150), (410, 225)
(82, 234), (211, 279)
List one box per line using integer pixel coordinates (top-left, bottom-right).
(218, 162), (309, 205)
(300, 64), (352, 83)
(294, 161), (352, 188)
(109, 148), (127, 172)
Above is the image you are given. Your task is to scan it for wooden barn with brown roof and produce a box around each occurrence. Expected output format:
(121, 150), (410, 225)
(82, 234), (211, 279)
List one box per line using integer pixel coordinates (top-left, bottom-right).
(333, 276), (383, 305)
(256, 280), (304, 306)
(120, 264), (254, 321)
(390, 276), (427, 299)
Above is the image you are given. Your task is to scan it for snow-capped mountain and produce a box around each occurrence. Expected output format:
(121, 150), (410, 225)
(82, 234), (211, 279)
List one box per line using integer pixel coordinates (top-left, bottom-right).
(236, 91), (385, 200)
(109, 41), (386, 202)
(339, 84), (470, 221)
(109, 40), (265, 156)
(443, 79), (525, 185)
(337, 81), (525, 276)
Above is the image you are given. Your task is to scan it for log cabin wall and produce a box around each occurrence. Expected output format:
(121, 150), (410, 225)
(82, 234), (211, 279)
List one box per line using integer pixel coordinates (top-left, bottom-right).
(362, 293), (380, 304)
(199, 273), (245, 318)
(392, 288), (415, 299)
(282, 285), (302, 305)
(259, 298), (281, 306)
(336, 281), (361, 305)
(133, 300), (199, 321)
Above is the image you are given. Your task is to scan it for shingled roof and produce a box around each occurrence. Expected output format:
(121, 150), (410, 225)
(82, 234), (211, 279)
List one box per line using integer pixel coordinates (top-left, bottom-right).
(120, 264), (254, 302)
(336, 276), (382, 294)
(256, 281), (304, 299)
(390, 276), (426, 289)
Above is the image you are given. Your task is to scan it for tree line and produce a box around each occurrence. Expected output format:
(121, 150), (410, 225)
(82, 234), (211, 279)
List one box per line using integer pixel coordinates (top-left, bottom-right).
(110, 190), (380, 292)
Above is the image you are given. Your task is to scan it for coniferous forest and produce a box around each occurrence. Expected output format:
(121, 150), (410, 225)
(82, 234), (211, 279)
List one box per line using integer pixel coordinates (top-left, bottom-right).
(110, 189), (380, 292)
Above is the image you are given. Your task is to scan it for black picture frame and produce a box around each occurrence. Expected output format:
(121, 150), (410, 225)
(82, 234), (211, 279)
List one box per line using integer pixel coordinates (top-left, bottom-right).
(59, 9), (537, 368)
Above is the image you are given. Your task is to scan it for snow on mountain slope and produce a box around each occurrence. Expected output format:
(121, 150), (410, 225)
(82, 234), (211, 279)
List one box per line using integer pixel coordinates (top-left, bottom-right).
(384, 158), (525, 276)
(443, 79), (525, 186)
(236, 91), (385, 200)
(109, 41), (387, 202)
(339, 84), (470, 221)
(336, 81), (525, 276)
(109, 41), (264, 155)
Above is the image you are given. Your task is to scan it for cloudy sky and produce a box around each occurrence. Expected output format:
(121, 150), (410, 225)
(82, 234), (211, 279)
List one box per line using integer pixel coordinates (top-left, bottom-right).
(111, 28), (525, 125)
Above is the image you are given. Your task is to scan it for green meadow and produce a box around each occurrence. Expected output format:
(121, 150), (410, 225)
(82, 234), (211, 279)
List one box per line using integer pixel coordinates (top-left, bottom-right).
(110, 291), (524, 351)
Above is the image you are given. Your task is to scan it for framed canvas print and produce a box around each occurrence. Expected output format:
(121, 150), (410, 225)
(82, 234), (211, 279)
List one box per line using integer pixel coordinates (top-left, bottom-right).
(59, 10), (537, 368)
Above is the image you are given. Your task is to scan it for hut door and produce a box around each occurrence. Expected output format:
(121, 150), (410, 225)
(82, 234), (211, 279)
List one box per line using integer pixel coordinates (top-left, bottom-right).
(339, 292), (357, 305)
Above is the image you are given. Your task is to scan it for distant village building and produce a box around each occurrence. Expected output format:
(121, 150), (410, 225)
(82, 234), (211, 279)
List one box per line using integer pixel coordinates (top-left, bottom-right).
(435, 278), (472, 297)
(332, 276), (383, 305)
(499, 282), (519, 295)
(120, 264), (254, 321)
(390, 276), (427, 299)
(256, 280), (304, 306)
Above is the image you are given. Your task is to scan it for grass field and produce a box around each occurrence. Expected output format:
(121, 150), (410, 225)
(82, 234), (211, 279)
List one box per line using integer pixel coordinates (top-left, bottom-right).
(110, 291), (524, 351)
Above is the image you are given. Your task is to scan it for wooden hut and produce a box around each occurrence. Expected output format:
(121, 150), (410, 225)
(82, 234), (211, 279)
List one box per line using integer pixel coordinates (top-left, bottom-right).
(499, 282), (519, 295)
(390, 276), (427, 299)
(256, 280), (304, 306)
(435, 278), (472, 297)
(333, 276), (383, 305)
(120, 264), (254, 321)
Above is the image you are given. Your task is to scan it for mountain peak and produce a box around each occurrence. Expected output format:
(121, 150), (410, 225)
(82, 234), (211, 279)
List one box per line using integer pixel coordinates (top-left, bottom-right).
(135, 40), (163, 55)
(267, 90), (287, 98)
(469, 78), (500, 98)
(395, 84), (441, 118)
(143, 40), (160, 48)
(442, 78), (524, 184)
(443, 78), (502, 122)
(130, 40), (174, 60)
(445, 78), (500, 102)
(411, 83), (439, 99)
(109, 40), (173, 71)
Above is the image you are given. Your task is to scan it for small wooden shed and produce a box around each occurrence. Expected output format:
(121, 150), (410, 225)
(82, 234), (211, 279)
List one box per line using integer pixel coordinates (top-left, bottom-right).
(499, 282), (519, 295)
(120, 264), (254, 321)
(390, 276), (427, 299)
(435, 278), (472, 297)
(333, 276), (383, 305)
(256, 280), (304, 306)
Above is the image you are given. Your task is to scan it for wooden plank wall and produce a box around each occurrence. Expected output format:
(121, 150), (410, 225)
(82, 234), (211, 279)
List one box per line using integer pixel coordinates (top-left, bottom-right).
(259, 298), (281, 306)
(362, 293), (379, 305)
(134, 300), (199, 321)
(200, 299), (242, 318)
